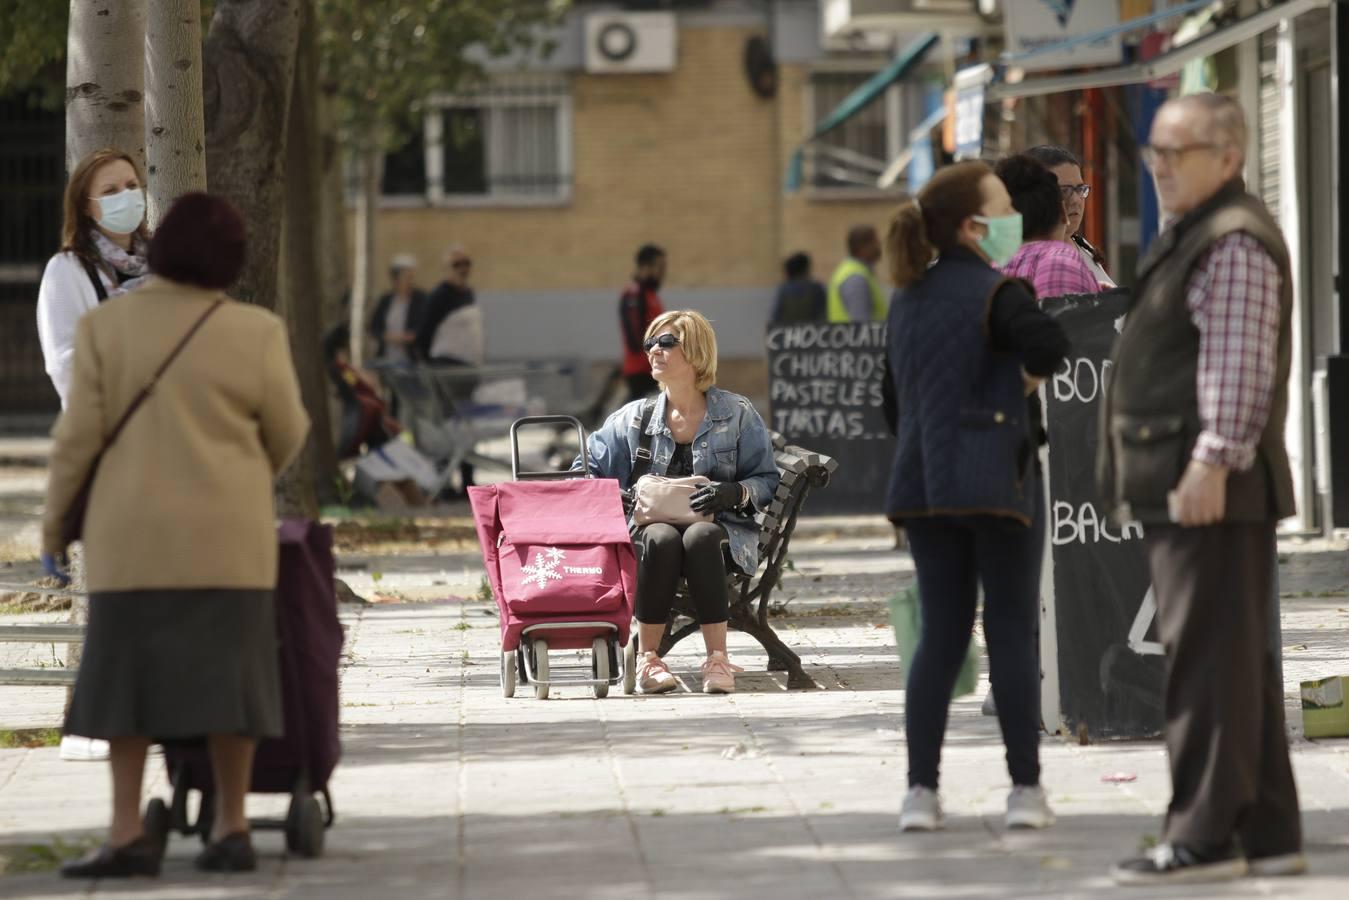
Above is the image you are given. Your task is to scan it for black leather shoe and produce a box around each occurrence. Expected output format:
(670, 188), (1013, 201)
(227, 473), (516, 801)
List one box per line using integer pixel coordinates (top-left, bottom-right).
(195, 831), (257, 872)
(60, 836), (162, 878)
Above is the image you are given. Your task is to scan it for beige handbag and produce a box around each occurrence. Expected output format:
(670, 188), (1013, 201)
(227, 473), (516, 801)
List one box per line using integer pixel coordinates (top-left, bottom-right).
(631, 474), (713, 527)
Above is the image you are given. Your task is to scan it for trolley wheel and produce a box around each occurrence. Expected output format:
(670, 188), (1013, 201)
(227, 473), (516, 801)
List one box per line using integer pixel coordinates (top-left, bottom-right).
(142, 797), (170, 857)
(285, 792), (326, 858)
(623, 636), (637, 695)
(196, 790), (215, 845)
(500, 650), (516, 698)
(532, 639), (550, 699)
(592, 636), (610, 699)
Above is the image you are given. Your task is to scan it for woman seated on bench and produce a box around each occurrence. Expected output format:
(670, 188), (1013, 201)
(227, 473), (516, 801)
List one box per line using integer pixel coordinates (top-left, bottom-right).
(578, 310), (779, 695)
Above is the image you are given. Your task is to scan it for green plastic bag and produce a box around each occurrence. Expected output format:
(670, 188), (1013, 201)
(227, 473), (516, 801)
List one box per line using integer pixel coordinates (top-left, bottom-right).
(888, 585), (980, 699)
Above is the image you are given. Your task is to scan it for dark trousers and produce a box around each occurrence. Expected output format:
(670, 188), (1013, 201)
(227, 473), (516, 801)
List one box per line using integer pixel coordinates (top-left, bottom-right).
(626, 372), (658, 403)
(1145, 521), (1301, 855)
(634, 522), (729, 626)
(904, 483), (1044, 789)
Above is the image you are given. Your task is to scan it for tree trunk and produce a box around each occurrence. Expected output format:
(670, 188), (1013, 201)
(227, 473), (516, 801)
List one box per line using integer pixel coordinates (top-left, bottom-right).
(203, 0), (308, 515)
(202, 0), (301, 310)
(279, 0), (338, 518)
(144, 0), (205, 227)
(65, 0), (147, 173)
(349, 145), (380, 368)
(318, 84), (350, 333)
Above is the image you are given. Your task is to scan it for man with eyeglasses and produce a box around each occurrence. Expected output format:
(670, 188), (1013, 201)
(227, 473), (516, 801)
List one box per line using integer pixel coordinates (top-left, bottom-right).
(1101, 94), (1301, 886)
(1026, 145), (1115, 287)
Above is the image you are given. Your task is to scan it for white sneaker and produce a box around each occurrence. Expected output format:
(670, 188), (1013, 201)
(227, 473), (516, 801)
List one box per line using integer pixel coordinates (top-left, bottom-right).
(59, 735), (109, 762)
(1006, 785), (1055, 829)
(899, 786), (943, 832)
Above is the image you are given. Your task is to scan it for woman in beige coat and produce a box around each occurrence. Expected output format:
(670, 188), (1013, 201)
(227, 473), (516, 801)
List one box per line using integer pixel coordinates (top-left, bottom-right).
(44, 193), (310, 878)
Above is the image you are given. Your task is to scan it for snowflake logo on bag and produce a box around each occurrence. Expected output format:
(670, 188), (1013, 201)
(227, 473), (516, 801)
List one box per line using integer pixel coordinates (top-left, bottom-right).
(521, 548), (566, 590)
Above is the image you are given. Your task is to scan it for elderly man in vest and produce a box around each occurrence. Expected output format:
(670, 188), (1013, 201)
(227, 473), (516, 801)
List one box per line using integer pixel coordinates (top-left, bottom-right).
(1102, 94), (1302, 885)
(826, 225), (886, 322)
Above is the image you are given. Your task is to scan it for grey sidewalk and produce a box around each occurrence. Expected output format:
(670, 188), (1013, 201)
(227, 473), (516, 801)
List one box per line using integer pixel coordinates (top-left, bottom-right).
(1, 530), (1348, 898)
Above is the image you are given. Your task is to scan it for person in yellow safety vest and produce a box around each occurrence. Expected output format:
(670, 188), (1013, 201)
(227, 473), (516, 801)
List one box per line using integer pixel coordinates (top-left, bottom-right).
(826, 224), (888, 322)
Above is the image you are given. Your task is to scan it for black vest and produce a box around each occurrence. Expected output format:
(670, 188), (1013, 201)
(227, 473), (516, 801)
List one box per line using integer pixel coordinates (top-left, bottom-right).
(1098, 180), (1295, 524)
(885, 252), (1036, 526)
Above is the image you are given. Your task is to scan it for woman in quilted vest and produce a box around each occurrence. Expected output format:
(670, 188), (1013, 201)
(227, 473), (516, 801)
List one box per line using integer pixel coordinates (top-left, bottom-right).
(884, 162), (1070, 834)
(579, 310), (779, 695)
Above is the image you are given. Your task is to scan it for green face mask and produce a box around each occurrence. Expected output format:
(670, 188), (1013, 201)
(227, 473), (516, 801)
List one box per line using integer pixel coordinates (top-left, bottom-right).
(972, 213), (1024, 266)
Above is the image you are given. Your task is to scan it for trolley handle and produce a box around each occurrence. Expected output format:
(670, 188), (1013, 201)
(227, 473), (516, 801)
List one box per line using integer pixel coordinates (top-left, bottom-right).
(509, 415), (591, 480)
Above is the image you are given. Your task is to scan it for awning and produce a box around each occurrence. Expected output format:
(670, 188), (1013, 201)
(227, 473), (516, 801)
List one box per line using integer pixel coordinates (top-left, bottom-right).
(784, 31), (939, 192)
(986, 0), (1330, 101)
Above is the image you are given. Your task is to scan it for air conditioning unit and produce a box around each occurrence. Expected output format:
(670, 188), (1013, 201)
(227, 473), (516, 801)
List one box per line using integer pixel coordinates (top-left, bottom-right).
(584, 12), (678, 74)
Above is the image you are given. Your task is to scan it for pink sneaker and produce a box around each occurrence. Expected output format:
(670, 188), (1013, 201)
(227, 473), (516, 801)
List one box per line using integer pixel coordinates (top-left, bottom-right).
(637, 651), (678, 694)
(701, 651), (744, 694)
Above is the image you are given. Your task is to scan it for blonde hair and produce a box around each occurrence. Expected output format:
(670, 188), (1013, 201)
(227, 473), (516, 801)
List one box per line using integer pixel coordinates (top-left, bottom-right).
(60, 148), (151, 278)
(645, 309), (718, 392)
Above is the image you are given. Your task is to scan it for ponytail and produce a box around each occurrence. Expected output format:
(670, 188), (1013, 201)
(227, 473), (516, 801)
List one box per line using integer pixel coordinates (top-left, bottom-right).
(887, 161), (993, 286)
(888, 200), (934, 287)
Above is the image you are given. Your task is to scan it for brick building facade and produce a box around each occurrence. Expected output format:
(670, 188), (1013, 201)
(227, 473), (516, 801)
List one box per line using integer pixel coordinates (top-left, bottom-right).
(358, 1), (937, 371)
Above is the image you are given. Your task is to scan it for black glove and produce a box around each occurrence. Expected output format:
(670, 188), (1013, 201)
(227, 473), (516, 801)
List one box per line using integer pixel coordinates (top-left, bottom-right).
(620, 488), (636, 517)
(689, 481), (742, 515)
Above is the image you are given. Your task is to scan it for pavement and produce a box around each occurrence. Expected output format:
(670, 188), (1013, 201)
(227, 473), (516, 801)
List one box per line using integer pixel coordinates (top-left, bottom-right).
(1, 438), (1348, 898)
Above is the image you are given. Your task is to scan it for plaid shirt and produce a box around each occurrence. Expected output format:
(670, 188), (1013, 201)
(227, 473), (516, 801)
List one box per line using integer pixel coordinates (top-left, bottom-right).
(999, 240), (1101, 301)
(1185, 232), (1282, 471)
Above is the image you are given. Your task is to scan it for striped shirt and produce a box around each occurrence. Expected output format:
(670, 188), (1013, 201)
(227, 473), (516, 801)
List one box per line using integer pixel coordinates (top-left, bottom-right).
(999, 240), (1100, 301)
(1185, 232), (1283, 471)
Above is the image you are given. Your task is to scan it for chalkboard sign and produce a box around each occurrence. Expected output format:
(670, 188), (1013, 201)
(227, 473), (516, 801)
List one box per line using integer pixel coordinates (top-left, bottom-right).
(1042, 290), (1164, 740)
(766, 322), (894, 514)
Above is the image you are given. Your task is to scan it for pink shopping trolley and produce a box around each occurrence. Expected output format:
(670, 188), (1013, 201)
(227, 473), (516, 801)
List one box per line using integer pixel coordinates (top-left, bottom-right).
(468, 416), (637, 699)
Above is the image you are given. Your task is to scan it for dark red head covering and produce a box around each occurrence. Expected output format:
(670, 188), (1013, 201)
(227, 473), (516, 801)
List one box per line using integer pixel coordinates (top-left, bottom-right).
(148, 192), (246, 289)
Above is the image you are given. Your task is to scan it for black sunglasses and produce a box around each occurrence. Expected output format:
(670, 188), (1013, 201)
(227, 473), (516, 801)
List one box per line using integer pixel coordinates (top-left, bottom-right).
(643, 333), (680, 353)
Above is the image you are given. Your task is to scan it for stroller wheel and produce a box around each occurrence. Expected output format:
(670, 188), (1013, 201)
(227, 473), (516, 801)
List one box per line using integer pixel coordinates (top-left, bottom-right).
(285, 792), (326, 858)
(533, 639), (550, 699)
(623, 637), (637, 695)
(142, 798), (170, 857)
(500, 650), (516, 698)
(592, 637), (610, 699)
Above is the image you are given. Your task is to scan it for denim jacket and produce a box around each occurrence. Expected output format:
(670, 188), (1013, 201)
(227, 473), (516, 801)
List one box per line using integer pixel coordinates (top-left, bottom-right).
(575, 387), (780, 574)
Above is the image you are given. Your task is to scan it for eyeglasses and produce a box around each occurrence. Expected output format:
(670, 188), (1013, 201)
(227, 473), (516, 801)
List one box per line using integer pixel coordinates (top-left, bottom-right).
(643, 333), (680, 354)
(1141, 143), (1218, 168)
(1059, 184), (1091, 200)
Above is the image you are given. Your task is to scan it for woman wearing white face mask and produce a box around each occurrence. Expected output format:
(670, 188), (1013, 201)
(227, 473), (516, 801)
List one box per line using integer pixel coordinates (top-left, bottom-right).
(37, 148), (152, 408)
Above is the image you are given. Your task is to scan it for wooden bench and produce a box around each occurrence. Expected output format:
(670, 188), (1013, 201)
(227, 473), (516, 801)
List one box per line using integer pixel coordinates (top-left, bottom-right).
(656, 437), (836, 689)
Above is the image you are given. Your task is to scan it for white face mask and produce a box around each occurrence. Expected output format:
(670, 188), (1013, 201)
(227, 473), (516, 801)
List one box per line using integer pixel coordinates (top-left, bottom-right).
(93, 187), (146, 235)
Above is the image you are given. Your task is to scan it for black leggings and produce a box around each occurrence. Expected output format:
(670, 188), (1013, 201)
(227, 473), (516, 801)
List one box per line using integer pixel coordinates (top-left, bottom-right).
(902, 481), (1044, 789)
(634, 522), (730, 626)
